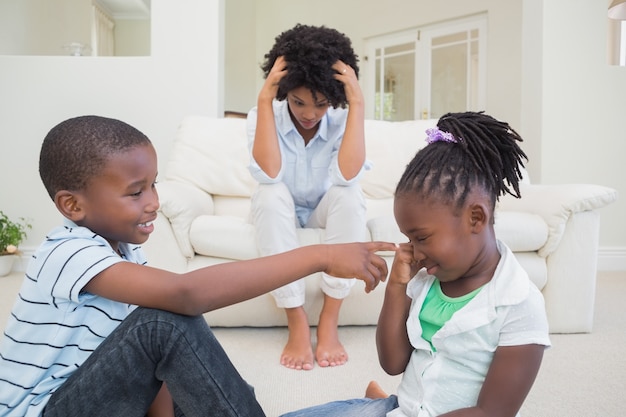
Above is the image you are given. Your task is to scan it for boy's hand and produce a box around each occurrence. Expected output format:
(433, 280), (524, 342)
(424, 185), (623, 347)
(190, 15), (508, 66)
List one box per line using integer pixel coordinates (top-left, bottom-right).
(388, 242), (421, 286)
(324, 241), (397, 293)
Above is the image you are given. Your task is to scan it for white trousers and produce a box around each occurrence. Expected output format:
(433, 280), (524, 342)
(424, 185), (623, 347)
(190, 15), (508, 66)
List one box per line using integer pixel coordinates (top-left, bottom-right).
(250, 183), (368, 308)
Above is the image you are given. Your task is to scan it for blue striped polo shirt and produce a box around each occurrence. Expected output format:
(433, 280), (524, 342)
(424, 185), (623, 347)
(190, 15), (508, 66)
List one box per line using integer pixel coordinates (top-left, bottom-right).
(0, 220), (145, 416)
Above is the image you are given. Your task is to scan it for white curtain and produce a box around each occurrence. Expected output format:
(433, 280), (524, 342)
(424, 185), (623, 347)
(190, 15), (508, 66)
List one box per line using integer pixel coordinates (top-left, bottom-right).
(92, 3), (115, 56)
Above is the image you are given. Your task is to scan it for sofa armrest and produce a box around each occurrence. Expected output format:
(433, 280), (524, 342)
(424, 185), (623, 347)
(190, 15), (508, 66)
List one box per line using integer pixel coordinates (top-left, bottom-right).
(498, 184), (618, 257)
(156, 181), (215, 258)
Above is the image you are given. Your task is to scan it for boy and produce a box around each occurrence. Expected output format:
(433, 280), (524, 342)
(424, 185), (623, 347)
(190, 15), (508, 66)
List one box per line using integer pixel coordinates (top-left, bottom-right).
(0, 115), (395, 417)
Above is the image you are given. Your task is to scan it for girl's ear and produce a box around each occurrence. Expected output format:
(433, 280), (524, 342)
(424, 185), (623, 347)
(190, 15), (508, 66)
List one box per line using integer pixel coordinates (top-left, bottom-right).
(54, 190), (85, 222)
(468, 202), (490, 233)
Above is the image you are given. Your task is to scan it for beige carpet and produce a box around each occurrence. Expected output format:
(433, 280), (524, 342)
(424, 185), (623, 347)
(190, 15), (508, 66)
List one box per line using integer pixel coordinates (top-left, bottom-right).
(1, 271), (624, 416)
(212, 271), (626, 417)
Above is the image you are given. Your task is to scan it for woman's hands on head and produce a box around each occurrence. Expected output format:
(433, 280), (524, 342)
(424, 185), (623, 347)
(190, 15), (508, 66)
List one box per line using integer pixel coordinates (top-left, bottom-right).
(259, 55), (288, 103)
(333, 59), (363, 107)
(259, 57), (363, 107)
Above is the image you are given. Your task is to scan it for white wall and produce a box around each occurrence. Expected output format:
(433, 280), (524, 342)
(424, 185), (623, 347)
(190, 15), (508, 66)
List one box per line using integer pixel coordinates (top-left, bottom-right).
(226, 0), (524, 129)
(224, 0), (257, 113)
(538, 0), (626, 266)
(0, 0), (92, 56)
(224, 0), (625, 268)
(114, 19), (151, 57)
(0, 0), (224, 254)
(1, 0), (624, 269)
(225, 0), (534, 174)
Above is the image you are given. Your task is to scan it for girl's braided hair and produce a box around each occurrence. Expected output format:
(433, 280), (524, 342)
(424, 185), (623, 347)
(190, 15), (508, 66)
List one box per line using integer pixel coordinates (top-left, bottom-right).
(395, 112), (528, 214)
(261, 23), (359, 108)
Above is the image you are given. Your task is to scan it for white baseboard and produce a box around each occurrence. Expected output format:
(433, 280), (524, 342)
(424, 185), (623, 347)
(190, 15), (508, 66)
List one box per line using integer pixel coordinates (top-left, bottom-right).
(597, 247), (626, 271)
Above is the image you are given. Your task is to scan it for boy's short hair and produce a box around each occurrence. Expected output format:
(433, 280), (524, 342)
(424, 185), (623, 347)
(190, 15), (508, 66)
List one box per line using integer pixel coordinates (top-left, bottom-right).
(39, 115), (151, 200)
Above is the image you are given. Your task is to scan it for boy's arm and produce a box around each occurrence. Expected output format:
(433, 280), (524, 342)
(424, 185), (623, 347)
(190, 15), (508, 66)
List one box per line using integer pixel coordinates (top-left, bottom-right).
(438, 344), (545, 417)
(376, 242), (415, 375)
(84, 242), (396, 316)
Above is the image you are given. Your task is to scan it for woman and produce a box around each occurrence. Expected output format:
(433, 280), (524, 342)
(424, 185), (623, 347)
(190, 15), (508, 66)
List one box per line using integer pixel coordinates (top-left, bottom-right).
(247, 24), (369, 371)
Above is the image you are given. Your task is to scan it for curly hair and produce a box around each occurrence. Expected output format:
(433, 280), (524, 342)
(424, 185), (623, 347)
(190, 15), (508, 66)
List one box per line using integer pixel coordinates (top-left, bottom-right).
(395, 112), (528, 217)
(261, 24), (359, 108)
(39, 115), (151, 200)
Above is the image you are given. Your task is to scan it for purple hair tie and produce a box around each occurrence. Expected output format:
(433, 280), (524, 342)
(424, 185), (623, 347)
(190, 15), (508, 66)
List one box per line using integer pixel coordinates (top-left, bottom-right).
(425, 127), (458, 144)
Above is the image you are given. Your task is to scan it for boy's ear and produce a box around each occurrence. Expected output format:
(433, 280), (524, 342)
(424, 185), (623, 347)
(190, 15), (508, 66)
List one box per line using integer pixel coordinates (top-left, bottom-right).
(468, 202), (489, 233)
(54, 190), (85, 222)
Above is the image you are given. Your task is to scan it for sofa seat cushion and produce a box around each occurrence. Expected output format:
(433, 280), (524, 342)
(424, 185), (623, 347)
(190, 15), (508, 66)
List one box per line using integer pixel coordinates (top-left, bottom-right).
(493, 211), (549, 252)
(367, 211), (548, 253)
(190, 215), (327, 260)
(190, 210), (548, 265)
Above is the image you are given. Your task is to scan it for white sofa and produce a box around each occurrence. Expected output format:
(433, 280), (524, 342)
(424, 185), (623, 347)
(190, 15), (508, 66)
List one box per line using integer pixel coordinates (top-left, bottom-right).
(142, 115), (618, 333)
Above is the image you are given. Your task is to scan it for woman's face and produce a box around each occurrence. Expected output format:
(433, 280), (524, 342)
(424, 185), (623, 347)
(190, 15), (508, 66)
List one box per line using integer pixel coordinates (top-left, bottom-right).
(286, 86), (330, 137)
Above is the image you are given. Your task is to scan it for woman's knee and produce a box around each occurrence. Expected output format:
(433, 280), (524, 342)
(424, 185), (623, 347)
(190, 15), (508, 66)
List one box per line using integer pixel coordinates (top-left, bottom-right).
(322, 186), (367, 220)
(252, 183), (294, 210)
(325, 185), (365, 208)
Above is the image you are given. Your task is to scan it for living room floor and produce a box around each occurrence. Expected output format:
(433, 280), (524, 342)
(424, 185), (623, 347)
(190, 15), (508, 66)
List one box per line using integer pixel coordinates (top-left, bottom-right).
(1, 271), (624, 416)
(212, 271), (626, 417)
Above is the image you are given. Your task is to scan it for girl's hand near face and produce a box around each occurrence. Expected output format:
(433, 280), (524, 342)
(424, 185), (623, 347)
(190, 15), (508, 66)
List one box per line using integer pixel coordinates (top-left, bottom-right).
(376, 242), (415, 375)
(259, 55), (288, 104)
(388, 242), (420, 287)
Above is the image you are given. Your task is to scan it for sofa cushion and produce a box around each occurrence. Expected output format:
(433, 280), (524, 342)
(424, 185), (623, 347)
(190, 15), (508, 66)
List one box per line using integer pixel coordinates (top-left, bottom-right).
(157, 181), (215, 258)
(361, 119), (437, 199)
(192, 210), (549, 261)
(367, 211), (548, 253)
(166, 116), (256, 198)
(190, 216), (258, 260)
(498, 184), (619, 257)
(493, 211), (549, 252)
(190, 215), (326, 260)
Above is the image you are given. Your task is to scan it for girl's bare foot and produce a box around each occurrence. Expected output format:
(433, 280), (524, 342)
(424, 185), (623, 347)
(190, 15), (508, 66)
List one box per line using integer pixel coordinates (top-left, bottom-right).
(315, 295), (348, 367)
(365, 380), (388, 399)
(281, 307), (314, 370)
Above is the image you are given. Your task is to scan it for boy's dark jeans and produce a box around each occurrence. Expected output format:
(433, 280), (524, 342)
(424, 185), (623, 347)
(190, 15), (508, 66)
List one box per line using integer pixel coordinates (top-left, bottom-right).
(43, 307), (265, 417)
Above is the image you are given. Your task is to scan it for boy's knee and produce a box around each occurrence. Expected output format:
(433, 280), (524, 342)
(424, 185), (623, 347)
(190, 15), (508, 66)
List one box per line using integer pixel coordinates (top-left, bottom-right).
(128, 307), (206, 332)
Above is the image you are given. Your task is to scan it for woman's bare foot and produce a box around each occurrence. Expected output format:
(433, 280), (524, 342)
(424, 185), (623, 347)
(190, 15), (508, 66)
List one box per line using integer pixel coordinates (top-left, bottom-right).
(315, 295), (348, 367)
(365, 380), (388, 399)
(281, 307), (314, 370)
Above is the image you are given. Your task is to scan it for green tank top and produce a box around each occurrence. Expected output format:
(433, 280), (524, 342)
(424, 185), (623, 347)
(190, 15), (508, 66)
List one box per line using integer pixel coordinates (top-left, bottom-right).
(419, 280), (484, 351)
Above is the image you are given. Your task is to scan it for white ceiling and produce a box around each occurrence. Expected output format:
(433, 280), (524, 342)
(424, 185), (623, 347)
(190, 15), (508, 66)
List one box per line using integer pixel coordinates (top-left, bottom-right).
(96, 0), (151, 19)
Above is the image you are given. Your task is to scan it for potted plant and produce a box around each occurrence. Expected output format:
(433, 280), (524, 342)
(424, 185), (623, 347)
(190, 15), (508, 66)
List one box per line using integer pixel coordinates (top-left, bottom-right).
(0, 210), (32, 276)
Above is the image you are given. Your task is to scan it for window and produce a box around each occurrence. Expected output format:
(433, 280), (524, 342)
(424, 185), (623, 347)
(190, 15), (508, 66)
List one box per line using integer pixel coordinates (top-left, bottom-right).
(364, 14), (487, 121)
(608, 15), (626, 66)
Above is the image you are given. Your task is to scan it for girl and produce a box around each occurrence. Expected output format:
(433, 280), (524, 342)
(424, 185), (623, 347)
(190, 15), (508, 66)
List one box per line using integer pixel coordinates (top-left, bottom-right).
(281, 111), (551, 417)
